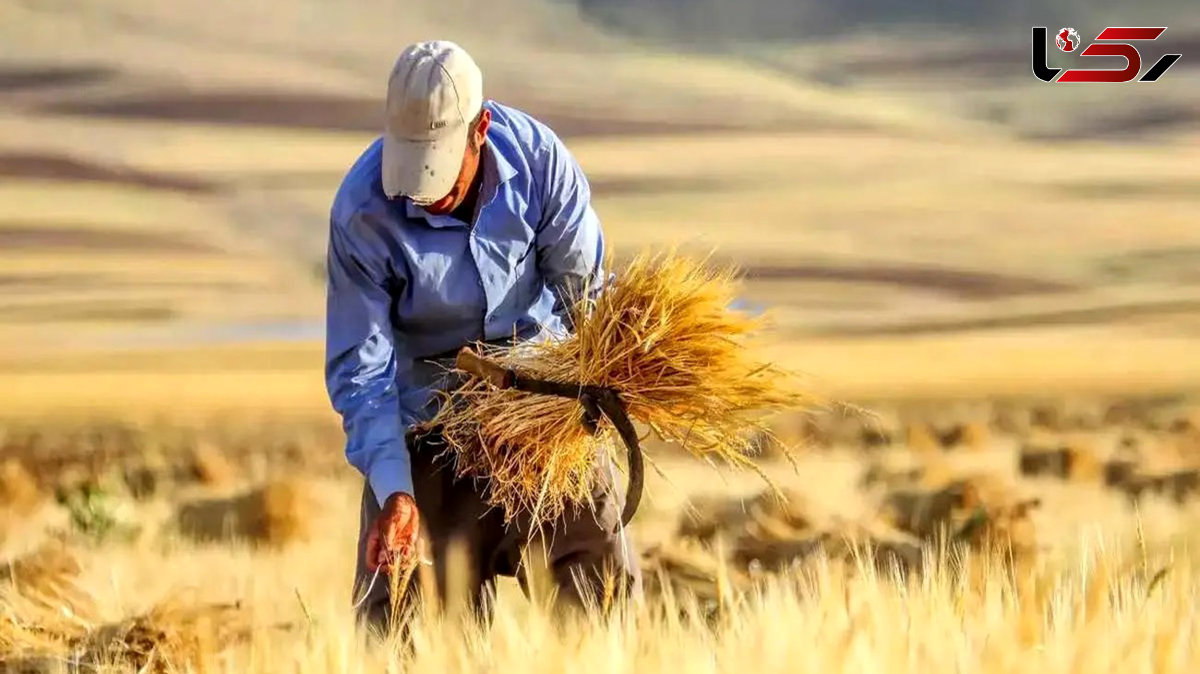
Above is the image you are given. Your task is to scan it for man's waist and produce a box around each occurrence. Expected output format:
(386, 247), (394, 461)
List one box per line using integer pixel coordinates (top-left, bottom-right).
(414, 336), (514, 367)
(407, 335), (523, 390)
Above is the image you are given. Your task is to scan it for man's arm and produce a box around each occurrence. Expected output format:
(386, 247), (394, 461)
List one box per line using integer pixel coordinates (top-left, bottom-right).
(533, 130), (606, 332)
(324, 212), (414, 507)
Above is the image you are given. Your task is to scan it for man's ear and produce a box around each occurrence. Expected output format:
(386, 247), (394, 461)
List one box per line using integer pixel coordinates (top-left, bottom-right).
(473, 108), (492, 147)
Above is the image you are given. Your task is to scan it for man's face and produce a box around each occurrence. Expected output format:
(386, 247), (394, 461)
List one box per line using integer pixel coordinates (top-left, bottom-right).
(414, 109), (491, 216)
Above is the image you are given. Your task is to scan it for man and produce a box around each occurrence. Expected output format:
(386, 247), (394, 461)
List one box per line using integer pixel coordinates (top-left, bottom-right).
(324, 40), (641, 633)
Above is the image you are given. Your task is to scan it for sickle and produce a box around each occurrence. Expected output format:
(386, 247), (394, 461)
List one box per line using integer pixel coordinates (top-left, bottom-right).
(454, 347), (645, 528)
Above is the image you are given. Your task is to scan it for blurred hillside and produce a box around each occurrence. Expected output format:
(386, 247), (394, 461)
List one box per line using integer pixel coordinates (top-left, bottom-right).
(0, 0), (933, 134)
(0, 0), (1198, 402)
(578, 0), (1200, 141)
(578, 0), (1200, 42)
(0, 0), (970, 349)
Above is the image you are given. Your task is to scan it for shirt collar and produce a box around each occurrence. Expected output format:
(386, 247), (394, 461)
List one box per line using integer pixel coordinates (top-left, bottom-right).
(404, 197), (452, 226)
(403, 130), (517, 227)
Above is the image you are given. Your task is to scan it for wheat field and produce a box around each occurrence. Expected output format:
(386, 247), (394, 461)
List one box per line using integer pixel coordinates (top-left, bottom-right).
(10, 534), (1200, 673)
(2, 475), (1199, 673)
(4, 390), (1200, 672)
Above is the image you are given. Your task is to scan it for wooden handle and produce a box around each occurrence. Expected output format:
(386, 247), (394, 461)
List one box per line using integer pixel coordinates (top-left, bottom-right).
(454, 347), (513, 389)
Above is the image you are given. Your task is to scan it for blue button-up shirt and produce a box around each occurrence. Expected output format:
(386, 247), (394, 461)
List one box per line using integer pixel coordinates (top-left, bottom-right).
(324, 101), (605, 507)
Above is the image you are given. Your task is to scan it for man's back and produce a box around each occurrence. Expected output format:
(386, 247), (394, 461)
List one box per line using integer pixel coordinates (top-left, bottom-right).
(328, 100), (601, 360)
(325, 98), (606, 505)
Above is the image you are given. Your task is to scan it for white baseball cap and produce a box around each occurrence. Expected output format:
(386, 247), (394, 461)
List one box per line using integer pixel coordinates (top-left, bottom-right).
(382, 41), (483, 203)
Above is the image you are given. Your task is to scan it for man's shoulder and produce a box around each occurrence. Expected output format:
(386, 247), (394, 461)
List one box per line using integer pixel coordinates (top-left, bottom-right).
(486, 100), (563, 154)
(331, 137), (388, 227)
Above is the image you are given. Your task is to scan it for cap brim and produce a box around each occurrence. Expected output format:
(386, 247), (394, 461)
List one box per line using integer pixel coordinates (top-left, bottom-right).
(381, 130), (467, 202)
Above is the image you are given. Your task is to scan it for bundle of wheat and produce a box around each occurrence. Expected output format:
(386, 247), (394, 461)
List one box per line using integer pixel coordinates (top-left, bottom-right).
(425, 251), (825, 524)
(1, 584), (257, 673)
(69, 598), (249, 673)
(175, 479), (314, 546)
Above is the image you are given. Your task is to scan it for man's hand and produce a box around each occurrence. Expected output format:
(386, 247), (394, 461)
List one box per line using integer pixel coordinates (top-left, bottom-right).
(366, 492), (420, 572)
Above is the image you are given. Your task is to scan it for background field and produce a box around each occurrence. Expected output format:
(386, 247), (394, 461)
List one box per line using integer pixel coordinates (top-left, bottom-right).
(2, 0), (1200, 671)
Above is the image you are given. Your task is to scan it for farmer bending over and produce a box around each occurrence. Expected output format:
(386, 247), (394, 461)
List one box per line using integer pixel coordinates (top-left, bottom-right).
(324, 40), (642, 632)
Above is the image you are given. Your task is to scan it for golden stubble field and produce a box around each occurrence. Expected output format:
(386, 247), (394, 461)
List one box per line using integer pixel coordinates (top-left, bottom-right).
(4, 1), (1200, 670)
(3, 385), (1200, 672)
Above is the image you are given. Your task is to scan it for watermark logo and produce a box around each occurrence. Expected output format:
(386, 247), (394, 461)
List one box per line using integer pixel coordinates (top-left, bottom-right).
(1055, 28), (1081, 52)
(1032, 26), (1182, 83)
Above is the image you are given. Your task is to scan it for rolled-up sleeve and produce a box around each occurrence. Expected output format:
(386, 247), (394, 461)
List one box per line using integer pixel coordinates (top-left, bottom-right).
(324, 213), (414, 506)
(534, 132), (606, 331)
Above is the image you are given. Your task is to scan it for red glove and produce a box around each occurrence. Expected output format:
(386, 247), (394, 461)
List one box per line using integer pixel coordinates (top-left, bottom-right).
(366, 492), (420, 572)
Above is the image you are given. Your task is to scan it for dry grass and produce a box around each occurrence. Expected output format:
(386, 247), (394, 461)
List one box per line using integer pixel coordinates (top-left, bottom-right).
(1, 527), (1196, 673)
(0, 540), (85, 611)
(426, 251), (826, 524)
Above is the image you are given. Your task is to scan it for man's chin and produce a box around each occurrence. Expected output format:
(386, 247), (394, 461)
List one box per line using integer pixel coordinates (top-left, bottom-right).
(422, 200), (457, 215)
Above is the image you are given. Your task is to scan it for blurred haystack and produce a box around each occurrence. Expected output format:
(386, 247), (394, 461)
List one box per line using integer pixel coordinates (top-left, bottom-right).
(2, 420), (348, 501)
(881, 474), (1040, 570)
(764, 413), (829, 455)
(650, 468), (1043, 601)
(1029, 403), (1063, 431)
(740, 488), (816, 539)
(0, 539), (89, 613)
(881, 479), (980, 540)
(860, 461), (925, 491)
(0, 460), (43, 542)
(1, 541), (261, 671)
(904, 420), (989, 453)
(1063, 441), (1104, 482)
(1103, 457), (1139, 489)
(70, 598), (250, 673)
(0, 591), (255, 673)
(640, 539), (751, 604)
(861, 449), (956, 491)
(175, 479), (314, 546)
(677, 487), (814, 543)
(991, 402), (1033, 436)
(905, 422), (941, 455)
(822, 407), (896, 451)
(957, 421), (991, 451)
(1018, 440), (1103, 481)
(188, 442), (236, 487)
(1122, 469), (1200, 504)
(679, 488), (825, 571)
(817, 523), (926, 577)
(0, 460), (41, 513)
(669, 487), (925, 578)
(426, 251), (826, 524)
(675, 493), (748, 542)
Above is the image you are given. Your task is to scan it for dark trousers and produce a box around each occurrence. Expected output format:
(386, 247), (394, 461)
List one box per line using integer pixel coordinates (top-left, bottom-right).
(352, 441), (642, 634)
